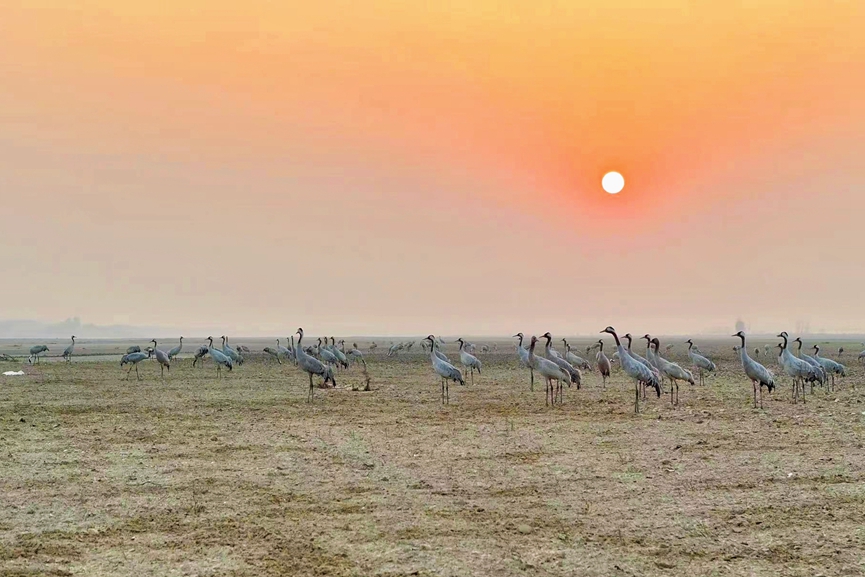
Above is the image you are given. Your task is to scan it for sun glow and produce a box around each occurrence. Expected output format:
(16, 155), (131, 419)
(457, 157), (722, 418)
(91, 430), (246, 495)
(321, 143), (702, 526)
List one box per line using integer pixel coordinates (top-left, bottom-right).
(602, 172), (625, 194)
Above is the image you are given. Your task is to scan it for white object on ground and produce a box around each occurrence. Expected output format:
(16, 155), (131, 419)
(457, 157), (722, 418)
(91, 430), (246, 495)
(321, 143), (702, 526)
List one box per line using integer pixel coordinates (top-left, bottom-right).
(3, 371), (25, 376)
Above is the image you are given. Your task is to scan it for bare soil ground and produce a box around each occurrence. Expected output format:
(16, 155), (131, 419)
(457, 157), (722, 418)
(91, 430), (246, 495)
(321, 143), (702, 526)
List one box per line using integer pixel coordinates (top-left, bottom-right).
(2, 338), (864, 576)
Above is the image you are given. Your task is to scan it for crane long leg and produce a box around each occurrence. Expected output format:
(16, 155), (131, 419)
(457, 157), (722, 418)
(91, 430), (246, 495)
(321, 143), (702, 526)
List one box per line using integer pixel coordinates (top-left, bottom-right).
(635, 380), (640, 414)
(308, 372), (314, 403)
(446, 379), (449, 404)
(136, 365), (141, 381)
(530, 369), (534, 392)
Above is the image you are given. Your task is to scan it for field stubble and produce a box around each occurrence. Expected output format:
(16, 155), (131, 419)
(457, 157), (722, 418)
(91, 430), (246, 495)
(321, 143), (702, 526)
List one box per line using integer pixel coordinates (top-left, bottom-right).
(1, 339), (865, 576)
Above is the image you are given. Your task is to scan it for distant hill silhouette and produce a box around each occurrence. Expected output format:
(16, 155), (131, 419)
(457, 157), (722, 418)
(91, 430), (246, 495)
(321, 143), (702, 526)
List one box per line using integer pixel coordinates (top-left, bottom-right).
(0, 318), (178, 339)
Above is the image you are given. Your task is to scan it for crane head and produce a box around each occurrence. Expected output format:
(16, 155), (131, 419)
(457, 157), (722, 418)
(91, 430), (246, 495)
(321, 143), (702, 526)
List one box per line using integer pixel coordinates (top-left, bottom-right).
(601, 326), (616, 335)
(512, 332), (523, 339)
(732, 331), (745, 338)
(296, 328), (304, 336)
(540, 332), (552, 341)
(642, 334), (651, 341)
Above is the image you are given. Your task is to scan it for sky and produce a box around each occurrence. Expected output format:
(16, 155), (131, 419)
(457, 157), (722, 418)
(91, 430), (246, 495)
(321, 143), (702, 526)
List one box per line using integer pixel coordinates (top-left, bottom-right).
(1, 1), (864, 336)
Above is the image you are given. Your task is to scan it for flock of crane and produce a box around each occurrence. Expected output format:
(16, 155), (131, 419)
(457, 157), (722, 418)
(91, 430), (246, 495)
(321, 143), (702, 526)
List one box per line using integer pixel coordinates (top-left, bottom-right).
(16, 328), (857, 412)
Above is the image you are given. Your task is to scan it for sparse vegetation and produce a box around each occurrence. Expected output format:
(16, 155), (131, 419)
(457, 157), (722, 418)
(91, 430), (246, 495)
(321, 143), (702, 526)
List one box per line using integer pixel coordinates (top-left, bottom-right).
(1, 338), (864, 576)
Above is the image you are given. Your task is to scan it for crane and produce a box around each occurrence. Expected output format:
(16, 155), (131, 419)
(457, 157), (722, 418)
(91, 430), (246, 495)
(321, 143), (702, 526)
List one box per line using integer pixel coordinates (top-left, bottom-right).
(295, 328), (335, 402)
(601, 327), (660, 413)
(811, 345), (846, 391)
(513, 333), (534, 391)
(221, 336), (241, 365)
(685, 340), (717, 385)
(150, 340), (171, 378)
(732, 331), (775, 408)
(527, 335), (568, 406)
(650, 338), (694, 406)
(776, 332), (812, 403)
(331, 337), (349, 369)
(596, 339), (612, 389)
(540, 332), (581, 390)
(793, 338), (826, 390)
(192, 344), (209, 368)
(61, 336), (76, 363)
(120, 349), (152, 380)
(207, 337), (233, 378)
(424, 335), (464, 404)
(562, 339), (591, 370)
(263, 347), (282, 364)
(456, 338), (482, 385)
(346, 342), (366, 367)
(276, 339), (292, 362)
(318, 338), (339, 368)
(623, 333), (659, 398)
(28, 345), (49, 364)
(168, 337), (184, 361)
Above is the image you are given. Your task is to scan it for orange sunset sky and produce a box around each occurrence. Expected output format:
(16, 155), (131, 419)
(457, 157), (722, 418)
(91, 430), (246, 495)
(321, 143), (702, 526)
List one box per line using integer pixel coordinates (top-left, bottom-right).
(1, 1), (863, 336)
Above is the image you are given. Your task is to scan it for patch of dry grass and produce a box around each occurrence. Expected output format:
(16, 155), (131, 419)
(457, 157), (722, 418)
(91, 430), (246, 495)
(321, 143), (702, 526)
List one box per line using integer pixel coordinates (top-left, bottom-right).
(1, 340), (865, 576)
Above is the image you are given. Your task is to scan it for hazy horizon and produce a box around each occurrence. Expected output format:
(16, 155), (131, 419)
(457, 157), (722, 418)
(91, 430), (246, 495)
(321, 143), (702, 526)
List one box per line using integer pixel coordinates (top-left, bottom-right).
(2, 2), (864, 336)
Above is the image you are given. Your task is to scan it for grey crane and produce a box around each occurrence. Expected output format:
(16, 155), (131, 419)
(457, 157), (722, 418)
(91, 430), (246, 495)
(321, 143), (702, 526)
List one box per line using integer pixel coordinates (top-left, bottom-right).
(732, 331), (775, 408)
(651, 338), (694, 406)
(346, 342), (366, 367)
(776, 332), (812, 403)
(295, 328), (335, 403)
(62, 336), (76, 363)
(513, 333), (534, 391)
(276, 339), (291, 363)
(150, 340), (171, 378)
(120, 349), (152, 380)
(331, 337), (349, 369)
(793, 338), (827, 390)
(596, 339), (611, 389)
(369, 342), (378, 353)
(622, 333), (657, 374)
(540, 332), (581, 390)
(562, 339), (592, 370)
(601, 327), (660, 414)
(424, 335), (464, 404)
(318, 338), (340, 367)
(812, 345), (846, 391)
(263, 347), (281, 363)
(207, 336), (233, 377)
(28, 344), (49, 364)
(221, 336), (241, 365)
(623, 333), (659, 398)
(685, 339), (717, 385)
(192, 344), (209, 367)
(456, 338), (482, 385)
(168, 337), (183, 361)
(527, 335), (568, 406)
(641, 335), (662, 371)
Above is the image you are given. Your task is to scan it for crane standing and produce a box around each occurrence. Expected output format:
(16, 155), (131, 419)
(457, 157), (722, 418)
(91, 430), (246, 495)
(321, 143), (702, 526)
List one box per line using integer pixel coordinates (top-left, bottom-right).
(601, 327), (660, 414)
(732, 331), (775, 409)
(596, 339), (612, 389)
(168, 337), (184, 361)
(513, 333), (534, 391)
(424, 335), (464, 404)
(295, 328), (335, 403)
(527, 335), (568, 406)
(120, 349), (152, 380)
(207, 337), (233, 378)
(456, 338), (482, 385)
(62, 336), (76, 363)
(150, 340), (171, 379)
(685, 340), (717, 385)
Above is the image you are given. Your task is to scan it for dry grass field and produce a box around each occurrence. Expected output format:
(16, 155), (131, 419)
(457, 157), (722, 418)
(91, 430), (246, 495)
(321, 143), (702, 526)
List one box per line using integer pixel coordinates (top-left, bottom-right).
(2, 338), (865, 576)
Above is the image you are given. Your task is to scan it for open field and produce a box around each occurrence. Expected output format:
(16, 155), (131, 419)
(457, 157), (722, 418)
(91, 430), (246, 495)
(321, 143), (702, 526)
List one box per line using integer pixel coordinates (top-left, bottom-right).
(2, 338), (865, 576)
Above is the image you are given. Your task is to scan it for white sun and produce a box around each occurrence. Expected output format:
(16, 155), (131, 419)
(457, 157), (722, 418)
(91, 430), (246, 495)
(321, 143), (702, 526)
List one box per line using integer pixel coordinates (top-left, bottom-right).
(602, 172), (625, 194)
